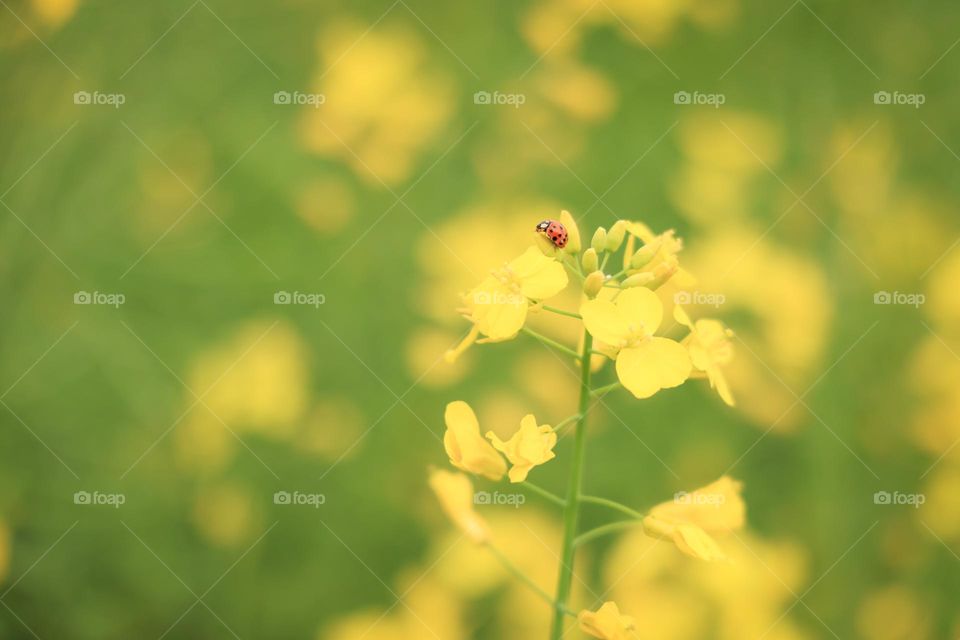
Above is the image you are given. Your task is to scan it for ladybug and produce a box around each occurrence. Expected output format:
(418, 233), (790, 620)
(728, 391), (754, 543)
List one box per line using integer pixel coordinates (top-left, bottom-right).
(536, 219), (568, 248)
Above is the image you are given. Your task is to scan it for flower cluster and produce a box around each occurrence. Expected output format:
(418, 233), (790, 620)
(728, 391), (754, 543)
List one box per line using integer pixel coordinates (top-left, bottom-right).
(429, 211), (742, 639)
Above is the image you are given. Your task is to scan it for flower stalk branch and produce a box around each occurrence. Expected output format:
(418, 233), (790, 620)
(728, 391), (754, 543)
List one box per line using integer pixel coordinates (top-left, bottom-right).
(549, 329), (593, 639)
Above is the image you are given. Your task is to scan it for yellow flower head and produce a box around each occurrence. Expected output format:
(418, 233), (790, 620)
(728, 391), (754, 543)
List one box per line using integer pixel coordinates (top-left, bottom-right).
(443, 401), (507, 481)
(578, 601), (636, 640)
(486, 414), (557, 483)
(445, 246), (568, 362)
(674, 306), (736, 406)
(642, 476), (745, 561)
(580, 287), (691, 399)
(428, 468), (490, 545)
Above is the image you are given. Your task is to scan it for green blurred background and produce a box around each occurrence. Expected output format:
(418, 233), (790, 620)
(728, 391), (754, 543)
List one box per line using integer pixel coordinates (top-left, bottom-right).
(2, 0), (960, 637)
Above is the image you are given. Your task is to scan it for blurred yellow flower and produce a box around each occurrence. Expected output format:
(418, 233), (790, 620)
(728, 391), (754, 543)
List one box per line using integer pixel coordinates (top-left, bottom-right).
(642, 476), (745, 561)
(192, 483), (258, 549)
(856, 584), (931, 640)
(429, 468), (490, 545)
(581, 287), (691, 399)
(31, 0), (78, 29)
(578, 601), (636, 640)
(189, 320), (308, 438)
(293, 176), (355, 236)
(301, 21), (455, 186)
(446, 247), (568, 362)
(444, 401), (507, 481)
(674, 306), (735, 406)
(487, 414), (557, 482)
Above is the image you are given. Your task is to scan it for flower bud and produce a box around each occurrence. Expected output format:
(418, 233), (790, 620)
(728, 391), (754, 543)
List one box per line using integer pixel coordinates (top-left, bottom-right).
(646, 262), (678, 290)
(583, 270), (605, 298)
(605, 220), (628, 252)
(559, 210), (581, 253)
(591, 227), (607, 254)
(581, 248), (599, 273)
(630, 239), (662, 269)
(622, 272), (655, 288)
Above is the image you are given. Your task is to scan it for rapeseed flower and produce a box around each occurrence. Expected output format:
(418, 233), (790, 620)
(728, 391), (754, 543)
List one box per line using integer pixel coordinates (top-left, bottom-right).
(578, 601), (636, 639)
(580, 287), (691, 399)
(443, 401), (506, 481)
(445, 247), (568, 362)
(642, 476), (745, 561)
(674, 306), (736, 406)
(486, 414), (556, 482)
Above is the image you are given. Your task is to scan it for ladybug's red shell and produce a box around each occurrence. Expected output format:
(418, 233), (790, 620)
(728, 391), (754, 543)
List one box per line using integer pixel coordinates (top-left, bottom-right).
(536, 220), (568, 248)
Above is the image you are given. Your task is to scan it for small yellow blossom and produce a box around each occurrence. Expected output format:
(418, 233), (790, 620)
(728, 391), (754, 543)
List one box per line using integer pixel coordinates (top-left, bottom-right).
(578, 601), (636, 639)
(486, 414), (556, 483)
(443, 401), (507, 481)
(674, 306), (736, 406)
(580, 288), (691, 399)
(642, 476), (745, 561)
(445, 247), (568, 362)
(429, 469), (490, 544)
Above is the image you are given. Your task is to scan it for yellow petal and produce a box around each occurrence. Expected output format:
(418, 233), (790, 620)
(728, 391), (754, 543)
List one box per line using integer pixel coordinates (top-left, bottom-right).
(709, 366), (736, 407)
(428, 469), (489, 544)
(509, 247), (568, 300)
(673, 304), (693, 330)
(616, 338), (691, 399)
(672, 523), (727, 561)
(444, 401), (506, 481)
(578, 601), (636, 639)
(649, 476), (746, 531)
(581, 298), (631, 347)
(472, 294), (528, 340)
(615, 287), (663, 335)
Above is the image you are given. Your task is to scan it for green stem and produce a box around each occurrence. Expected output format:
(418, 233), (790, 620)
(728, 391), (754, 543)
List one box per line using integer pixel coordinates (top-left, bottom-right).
(551, 412), (583, 433)
(562, 255), (585, 282)
(549, 330), (593, 639)
(541, 305), (582, 320)
(522, 482), (566, 508)
(574, 520), (644, 547)
(488, 545), (577, 617)
(522, 327), (579, 358)
(590, 382), (622, 397)
(580, 495), (644, 519)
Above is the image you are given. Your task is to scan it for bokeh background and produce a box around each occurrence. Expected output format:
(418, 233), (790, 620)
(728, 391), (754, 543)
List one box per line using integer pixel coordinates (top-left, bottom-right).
(2, 0), (959, 637)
